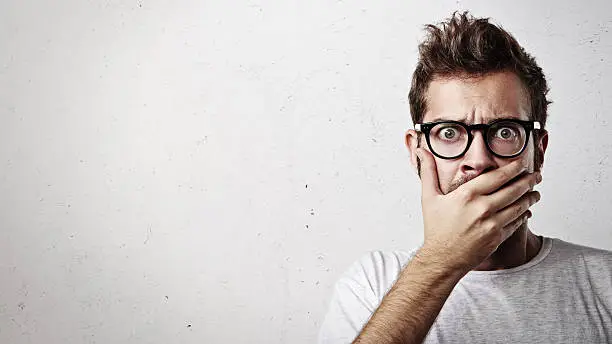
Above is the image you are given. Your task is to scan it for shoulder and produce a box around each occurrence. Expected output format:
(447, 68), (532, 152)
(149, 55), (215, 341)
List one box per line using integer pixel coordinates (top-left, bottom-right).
(551, 237), (612, 264)
(338, 249), (418, 303)
(549, 238), (612, 290)
(317, 249), (418, 344)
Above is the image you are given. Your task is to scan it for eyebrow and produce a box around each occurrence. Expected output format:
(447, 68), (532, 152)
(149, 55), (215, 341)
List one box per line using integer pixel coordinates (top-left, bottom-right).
(426, 115), (524, 124)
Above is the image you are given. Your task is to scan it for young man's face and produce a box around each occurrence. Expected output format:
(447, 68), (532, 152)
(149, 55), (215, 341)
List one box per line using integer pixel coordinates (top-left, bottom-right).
(406, 71), (548, 194)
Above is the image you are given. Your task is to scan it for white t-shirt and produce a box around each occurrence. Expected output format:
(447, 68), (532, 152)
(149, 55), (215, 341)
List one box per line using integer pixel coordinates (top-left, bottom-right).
(319, 237), (612, 343)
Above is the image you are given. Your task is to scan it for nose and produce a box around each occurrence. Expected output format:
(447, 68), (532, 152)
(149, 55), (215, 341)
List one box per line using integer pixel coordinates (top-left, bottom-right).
(461, 131), (498, 175)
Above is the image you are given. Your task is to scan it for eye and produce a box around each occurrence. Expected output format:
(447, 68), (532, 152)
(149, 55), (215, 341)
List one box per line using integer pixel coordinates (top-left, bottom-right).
(494, 127), (518, 140)
(438, 126), (460, 140)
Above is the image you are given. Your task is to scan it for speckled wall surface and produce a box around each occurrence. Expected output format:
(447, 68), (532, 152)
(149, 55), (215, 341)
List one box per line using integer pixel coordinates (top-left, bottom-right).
(1, 0), (612, 343)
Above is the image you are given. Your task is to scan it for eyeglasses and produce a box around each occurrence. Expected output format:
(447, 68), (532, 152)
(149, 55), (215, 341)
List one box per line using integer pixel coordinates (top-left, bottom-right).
(414, 119), (541, 159)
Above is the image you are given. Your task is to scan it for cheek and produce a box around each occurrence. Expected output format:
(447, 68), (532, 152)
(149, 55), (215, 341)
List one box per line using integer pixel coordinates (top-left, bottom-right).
(496, 143), (536, 173)
(523, 140), (536, 173)
(436, 162), (459, 192)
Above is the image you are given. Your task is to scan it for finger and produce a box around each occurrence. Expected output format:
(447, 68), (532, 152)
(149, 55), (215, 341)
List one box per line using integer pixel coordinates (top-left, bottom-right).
(493, 190), (540, 228)
(487, 172), (541, 212)
(416, 148), (442, 198)
(461, 160), (527, 196)
(498, 210), (531, 244)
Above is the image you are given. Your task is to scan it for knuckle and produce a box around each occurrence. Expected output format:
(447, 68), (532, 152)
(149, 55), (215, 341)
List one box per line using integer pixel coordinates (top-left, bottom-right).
(525, 193), (536, 206)
(526, 195), (534, 206)
(514, 205), (524, 218)
(460, 188), (475, 202)
(514, 214), (526, 227)
(499, 169), (513, 182)
(523, 192), (536, 206)
(514, 181), (529, 197)
(495, 227), (506, 241)
(522, 198), (532, 211)
(496, 173), (508, 186)
(514, 201), (529, 215)
(476, 202), (493, 218)
(482, 219), (498, 232)
(531, 173), (539, 186)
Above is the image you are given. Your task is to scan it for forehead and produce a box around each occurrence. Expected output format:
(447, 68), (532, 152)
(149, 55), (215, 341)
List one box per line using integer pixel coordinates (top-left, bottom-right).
(423, 71), (530, 124)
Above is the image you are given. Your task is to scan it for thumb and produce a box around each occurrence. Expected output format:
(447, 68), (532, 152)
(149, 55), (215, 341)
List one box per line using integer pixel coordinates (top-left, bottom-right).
(417, 148), (442, 197)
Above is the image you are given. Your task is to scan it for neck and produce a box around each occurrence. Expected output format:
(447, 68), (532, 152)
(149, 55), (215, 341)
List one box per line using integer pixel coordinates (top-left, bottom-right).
(473, 223), (542, 271)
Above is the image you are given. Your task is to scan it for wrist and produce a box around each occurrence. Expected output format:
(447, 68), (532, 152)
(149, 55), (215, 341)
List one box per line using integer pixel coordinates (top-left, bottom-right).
(415, 243), (471, 278)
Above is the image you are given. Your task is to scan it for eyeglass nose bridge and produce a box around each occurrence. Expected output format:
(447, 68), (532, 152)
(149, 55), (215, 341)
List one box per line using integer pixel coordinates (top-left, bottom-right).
(462, 123), (490, 144)
(465, 123), (490, 133)
(462, 123), (493, 156)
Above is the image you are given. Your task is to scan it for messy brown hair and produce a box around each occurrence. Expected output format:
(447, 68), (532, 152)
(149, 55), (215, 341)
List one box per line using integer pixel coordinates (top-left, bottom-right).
(409, 11), (551, 170)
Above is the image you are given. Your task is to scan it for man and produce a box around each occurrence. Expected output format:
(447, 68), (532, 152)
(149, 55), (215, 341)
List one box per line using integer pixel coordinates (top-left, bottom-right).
(319, 12), (612, 344)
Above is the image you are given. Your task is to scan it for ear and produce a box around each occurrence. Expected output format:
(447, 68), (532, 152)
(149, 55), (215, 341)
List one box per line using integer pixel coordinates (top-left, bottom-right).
(405, 129), (420, 174)
(536, 129), (549, 170)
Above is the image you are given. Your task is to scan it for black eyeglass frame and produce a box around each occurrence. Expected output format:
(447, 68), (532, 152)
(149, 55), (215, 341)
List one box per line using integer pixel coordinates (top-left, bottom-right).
(414, 119), (542, 160)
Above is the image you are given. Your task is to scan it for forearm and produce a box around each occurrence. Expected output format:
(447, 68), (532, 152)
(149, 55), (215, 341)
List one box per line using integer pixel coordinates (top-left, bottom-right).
(353, 246), (468, 344)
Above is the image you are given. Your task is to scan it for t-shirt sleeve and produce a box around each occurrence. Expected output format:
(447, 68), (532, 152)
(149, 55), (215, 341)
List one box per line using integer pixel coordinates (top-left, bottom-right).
(317, 250), (413, 344)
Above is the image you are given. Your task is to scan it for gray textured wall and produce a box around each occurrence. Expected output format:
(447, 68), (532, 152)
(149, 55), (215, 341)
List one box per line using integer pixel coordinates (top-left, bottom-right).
(2, 0), (612, 343)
